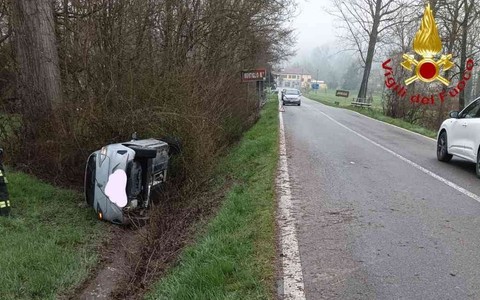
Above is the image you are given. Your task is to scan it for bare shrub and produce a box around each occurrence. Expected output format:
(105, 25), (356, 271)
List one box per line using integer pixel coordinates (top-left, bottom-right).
(1, 0), (294, 188)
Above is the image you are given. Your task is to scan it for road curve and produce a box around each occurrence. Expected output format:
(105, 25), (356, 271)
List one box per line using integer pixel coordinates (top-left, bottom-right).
(283, 96), (480, 299)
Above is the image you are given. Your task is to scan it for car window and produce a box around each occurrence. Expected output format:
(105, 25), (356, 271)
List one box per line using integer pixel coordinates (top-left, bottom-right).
(459, 100), (480, 118)
(285, 90), (299, 95)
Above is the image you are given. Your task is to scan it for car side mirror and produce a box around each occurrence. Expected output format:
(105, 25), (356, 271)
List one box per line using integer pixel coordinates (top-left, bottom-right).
(449, 111), (459, 119)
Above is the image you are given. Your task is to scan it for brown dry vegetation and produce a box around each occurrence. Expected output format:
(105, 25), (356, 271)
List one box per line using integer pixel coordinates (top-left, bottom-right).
(380, 52), (459, 131)
(0, 0), (295, 187)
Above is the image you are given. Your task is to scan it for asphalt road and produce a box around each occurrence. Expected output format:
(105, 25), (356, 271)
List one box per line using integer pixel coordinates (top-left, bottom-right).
(283, 96), (480, 299)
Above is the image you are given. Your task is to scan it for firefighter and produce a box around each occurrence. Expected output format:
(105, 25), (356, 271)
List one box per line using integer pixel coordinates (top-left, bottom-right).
(0, 148), (10, 216)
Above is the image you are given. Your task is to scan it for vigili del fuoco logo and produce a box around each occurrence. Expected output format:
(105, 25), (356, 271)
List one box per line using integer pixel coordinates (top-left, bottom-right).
(382, 4), (474, 105)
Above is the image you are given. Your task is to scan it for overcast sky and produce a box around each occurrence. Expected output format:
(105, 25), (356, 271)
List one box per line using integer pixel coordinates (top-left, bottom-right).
(291, 0), (337, 58)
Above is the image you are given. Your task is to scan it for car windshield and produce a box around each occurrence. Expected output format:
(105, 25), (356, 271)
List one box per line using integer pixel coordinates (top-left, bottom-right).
(285, 90), (299, 95)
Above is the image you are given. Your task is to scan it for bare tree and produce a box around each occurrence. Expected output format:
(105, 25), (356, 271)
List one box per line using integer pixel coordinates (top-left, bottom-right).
(0, 0), (296, 186)
(9, 0), (63, 119)
(331, 0), (413, 101)
(457, 0), (478, 109)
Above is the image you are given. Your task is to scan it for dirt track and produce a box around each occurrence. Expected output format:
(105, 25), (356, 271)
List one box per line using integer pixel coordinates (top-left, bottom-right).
(69, 181), (228, 300)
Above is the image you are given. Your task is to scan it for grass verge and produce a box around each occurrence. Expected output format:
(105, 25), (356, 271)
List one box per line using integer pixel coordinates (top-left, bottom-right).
(306, 89), (382, 108)
(0, 171), (104, 300)
(145, 97), (279, 299)
(306, 92), (437, 139)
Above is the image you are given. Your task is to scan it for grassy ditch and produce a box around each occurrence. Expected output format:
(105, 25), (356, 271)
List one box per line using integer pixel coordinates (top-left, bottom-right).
(0, 171), (103, 299)
(145, 97), (279, 299)
(306, 92), (437, 139)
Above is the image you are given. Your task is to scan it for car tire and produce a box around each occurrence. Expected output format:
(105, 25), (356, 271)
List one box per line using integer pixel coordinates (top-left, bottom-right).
(282, 101), (285, 106)
(476, 149), (480, 179)
(437, 131), (453, 162)
(298, 102), (301, 106)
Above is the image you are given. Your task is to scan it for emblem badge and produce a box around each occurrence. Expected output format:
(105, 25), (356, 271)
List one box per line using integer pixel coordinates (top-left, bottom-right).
(401, 4), (454, 86)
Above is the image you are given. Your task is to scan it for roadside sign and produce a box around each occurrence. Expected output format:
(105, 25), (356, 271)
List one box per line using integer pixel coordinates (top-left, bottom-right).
(336, 90), (350, 97)
(241, 69), (266, 82)
(312, 83), (320, 90)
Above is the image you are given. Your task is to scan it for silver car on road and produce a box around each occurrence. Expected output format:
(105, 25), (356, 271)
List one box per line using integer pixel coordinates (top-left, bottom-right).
(282, 88), (302, 106)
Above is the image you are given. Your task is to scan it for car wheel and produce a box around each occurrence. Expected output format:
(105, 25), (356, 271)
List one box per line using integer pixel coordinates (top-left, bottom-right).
(476, 149), (480, 179)
(282, 101), (285, 106)
(437, 131), (453, 162)
(298, 102), (301, 106)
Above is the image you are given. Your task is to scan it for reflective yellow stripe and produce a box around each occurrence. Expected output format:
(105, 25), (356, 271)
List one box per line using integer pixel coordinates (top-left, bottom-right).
(6, 200), (10, 206)
(0, 202), (5, 208)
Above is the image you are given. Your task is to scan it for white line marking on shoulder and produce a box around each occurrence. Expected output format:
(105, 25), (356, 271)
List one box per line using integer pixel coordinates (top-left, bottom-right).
(348, 109), (437, 141)
(277, 96), (306, 300)
(318, 110), (480, 204)
(304, 97), (437, 141)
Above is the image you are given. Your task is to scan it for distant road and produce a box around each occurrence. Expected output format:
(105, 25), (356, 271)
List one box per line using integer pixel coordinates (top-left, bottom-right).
(283, 96), (480, 299)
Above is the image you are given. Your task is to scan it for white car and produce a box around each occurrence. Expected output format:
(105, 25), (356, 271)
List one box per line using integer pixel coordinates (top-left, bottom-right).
(437, 97), (480, 177)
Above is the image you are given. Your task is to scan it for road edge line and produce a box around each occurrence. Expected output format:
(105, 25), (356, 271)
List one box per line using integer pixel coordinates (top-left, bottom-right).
(277, 97), (306, 300)
(349, 109), (437, 141)
(305, 96), (437, 142)
(318, 110), (480, 204)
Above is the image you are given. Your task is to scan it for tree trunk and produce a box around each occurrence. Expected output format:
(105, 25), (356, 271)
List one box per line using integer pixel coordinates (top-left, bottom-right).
(357, 0), (382, 101)
(10, 0), (63, 119)
(458, 0), (472, 110)
(437, 1), (459, 125)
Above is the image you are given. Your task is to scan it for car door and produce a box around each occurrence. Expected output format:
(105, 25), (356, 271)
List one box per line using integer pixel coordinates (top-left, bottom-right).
(462, 99), (480, 161)
(455, 99), (480, 160)
(448, 117), (468, 157)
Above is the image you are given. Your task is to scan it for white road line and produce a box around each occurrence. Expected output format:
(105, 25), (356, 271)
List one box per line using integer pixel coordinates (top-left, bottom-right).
(304, 97), (437, 141)
(318, 110), (480, 203)
(348, 109), (437, 142)
(277, 97), (306, 300)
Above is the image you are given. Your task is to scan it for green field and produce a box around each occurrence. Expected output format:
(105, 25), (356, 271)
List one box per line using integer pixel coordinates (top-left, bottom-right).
(146, 96), (279, 299)
(305, 89), (383, 108)
(0, 171), (103, 300)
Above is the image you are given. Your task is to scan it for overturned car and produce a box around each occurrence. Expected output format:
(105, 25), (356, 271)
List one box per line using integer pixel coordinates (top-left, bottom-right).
(84, 136), (178, 224)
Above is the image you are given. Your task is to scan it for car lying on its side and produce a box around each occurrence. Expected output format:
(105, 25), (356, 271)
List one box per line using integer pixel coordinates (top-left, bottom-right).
(282, 88), (302, 106)
(85, 136), (180, 224)
(437, 97), (480, 177)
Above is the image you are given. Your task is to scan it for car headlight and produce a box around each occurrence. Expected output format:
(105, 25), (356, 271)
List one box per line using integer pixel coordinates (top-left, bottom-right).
(99, 146), (108, 167)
